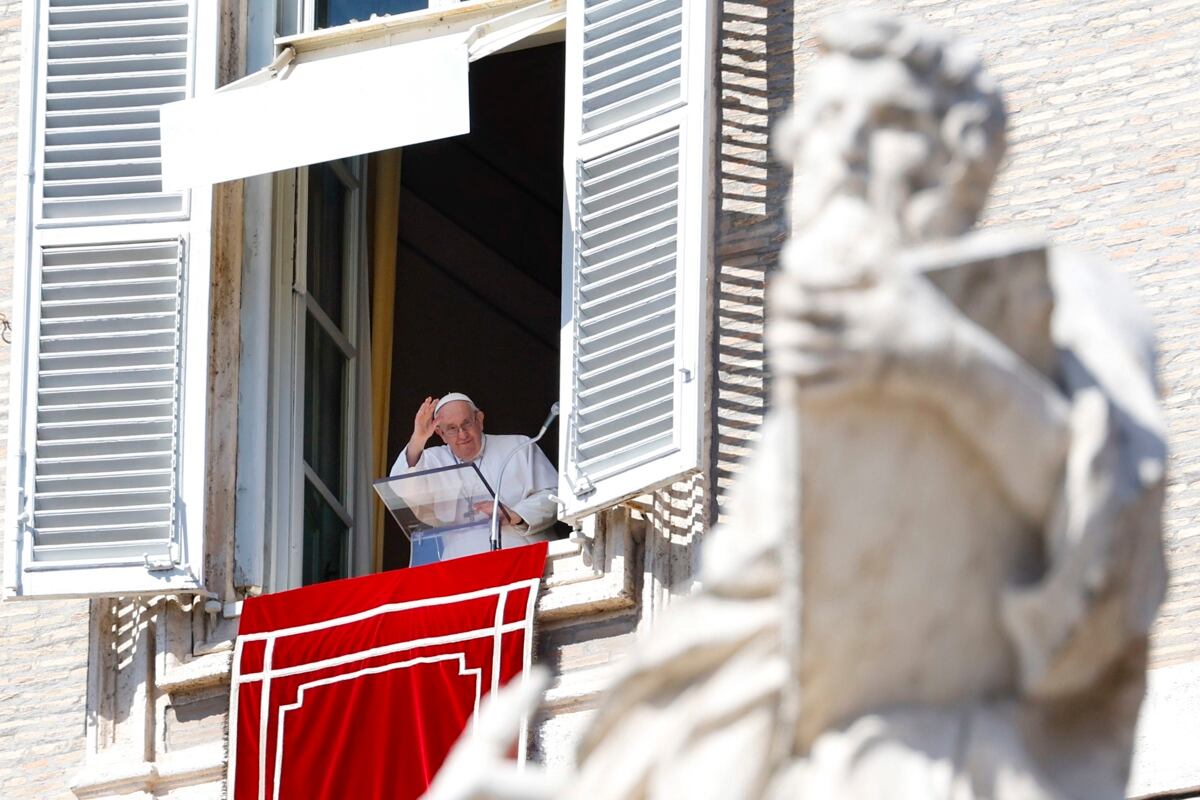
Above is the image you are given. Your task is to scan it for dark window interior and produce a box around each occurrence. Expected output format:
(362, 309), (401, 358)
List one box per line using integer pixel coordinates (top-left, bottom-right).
(382, 43), (566, 570)
(302, 163), (354, 585)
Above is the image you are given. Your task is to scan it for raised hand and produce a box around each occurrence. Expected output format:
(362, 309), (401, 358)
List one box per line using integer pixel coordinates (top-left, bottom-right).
(404, 396), (438, 468)
(412, 396), (438, 442)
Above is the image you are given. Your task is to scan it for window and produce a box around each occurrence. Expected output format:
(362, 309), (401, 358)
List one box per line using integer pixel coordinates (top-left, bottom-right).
(174, 0), (714, 589)
(300, 162), (364, 584)
(269, 159), (371, 589)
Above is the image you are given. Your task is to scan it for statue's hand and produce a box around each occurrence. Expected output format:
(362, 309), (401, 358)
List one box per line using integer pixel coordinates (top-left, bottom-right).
(767, 266), (962, 403)
(770, 257), (1075, 527)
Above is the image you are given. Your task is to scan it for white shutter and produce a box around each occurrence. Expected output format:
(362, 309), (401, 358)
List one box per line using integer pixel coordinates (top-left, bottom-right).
(40, 0), (191, 222)
(30, 241), (183, 563)
(559, 0), (713, 520)
(5, 0), (215, 598)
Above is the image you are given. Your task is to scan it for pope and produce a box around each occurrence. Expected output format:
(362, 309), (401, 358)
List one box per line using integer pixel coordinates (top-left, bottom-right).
(391, 392), (559, 557)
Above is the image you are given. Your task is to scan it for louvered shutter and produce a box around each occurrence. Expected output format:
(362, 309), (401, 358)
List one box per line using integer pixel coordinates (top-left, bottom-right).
(5, 0), (215, 598)
(40, 0), (190, 222)
(558, 0), (714, 520)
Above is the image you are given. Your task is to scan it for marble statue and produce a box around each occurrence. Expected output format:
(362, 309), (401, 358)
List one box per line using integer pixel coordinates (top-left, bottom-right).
(426, 12), (1167, 800)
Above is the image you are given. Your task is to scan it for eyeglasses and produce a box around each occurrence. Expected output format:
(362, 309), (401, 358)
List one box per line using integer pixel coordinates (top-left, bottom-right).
(437, 417), (478, 439)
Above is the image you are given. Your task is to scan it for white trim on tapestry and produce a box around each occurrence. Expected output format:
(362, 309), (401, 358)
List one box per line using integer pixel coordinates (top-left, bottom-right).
(241, 619), (530, 684)
(517, 573), (540, 767)
(492, 588), (509, 696)
(236, 579), (539, 644)
(257, 637), (276, 800)
(273, 654), (483, 800)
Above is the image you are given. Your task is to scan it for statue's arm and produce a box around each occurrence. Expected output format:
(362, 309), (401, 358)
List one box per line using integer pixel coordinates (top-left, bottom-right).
(1001, 385), (1166, 699)
(1001, 252), (1168, 698)
(922, 306), (1071, 526)
(768, 268), (1071, 527)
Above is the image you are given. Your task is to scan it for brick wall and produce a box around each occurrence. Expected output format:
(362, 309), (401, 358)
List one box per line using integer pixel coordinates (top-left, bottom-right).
(0, 2), (90, 798)
(712, 1), (793, 524)
(714, 0), (1200, 672)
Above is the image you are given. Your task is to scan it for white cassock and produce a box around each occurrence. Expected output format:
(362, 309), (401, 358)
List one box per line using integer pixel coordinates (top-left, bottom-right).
(390, 433), (558, 560)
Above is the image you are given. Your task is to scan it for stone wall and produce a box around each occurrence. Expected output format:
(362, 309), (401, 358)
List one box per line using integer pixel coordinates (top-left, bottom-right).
(0, 2), (91, 799)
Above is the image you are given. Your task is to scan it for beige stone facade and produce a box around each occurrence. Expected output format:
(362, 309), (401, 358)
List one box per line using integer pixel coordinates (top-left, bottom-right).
(0, 1), (1197, 798)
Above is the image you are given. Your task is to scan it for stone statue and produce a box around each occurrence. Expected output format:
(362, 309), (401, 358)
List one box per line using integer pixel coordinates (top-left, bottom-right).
(426, 13), (1167, 800)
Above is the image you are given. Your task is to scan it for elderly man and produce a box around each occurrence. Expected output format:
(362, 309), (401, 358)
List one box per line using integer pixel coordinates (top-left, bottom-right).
(391, 392), (558, 556)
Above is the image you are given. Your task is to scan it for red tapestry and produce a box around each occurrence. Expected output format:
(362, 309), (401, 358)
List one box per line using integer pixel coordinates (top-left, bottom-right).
(230, 543), (547, 800)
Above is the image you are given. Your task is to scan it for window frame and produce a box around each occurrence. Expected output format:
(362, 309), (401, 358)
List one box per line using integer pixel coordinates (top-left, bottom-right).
(264, 158), (372, 591)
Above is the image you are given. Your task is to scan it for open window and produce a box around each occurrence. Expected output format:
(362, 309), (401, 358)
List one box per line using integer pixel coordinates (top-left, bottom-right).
(378, 41), (566, 571)
(218, 2), (573, 590)
(154, 0), (714, 593)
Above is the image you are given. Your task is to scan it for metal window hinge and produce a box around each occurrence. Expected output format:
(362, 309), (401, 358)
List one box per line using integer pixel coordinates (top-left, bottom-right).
(144, 543), (181, 572)
(217, 46), (296, 94)
(16, 483), (32, 531)
(567, 472), (595, 499)
(204, 598), (244, 618)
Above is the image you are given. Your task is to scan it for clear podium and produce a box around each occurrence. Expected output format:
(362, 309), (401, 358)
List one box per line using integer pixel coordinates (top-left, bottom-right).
(373, 463), (498, 567)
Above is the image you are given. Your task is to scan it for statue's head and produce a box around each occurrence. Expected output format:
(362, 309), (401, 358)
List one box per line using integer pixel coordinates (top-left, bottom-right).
(777, 13), (1006, 244)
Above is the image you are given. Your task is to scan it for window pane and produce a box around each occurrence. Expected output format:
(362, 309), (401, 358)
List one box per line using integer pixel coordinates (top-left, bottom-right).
(302, 479), (348, 585)
(317, 0), (429, 29)
(306, 163), (346, 329)
(304, 316), (346, 499)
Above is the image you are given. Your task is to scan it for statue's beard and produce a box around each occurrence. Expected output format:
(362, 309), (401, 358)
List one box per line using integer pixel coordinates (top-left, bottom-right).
(792, 175), (969, 249)
(789, 174), (908, 262)
(785, 169), (976, 283)
(784, 191), (898, 284)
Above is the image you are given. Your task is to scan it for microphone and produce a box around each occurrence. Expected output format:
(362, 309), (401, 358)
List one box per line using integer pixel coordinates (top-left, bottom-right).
(490, 401), (560, 552)
(536, 402), (561, 438)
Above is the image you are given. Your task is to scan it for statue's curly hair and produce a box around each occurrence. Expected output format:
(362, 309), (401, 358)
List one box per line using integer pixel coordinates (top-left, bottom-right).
(775, 12), (1007, 232)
